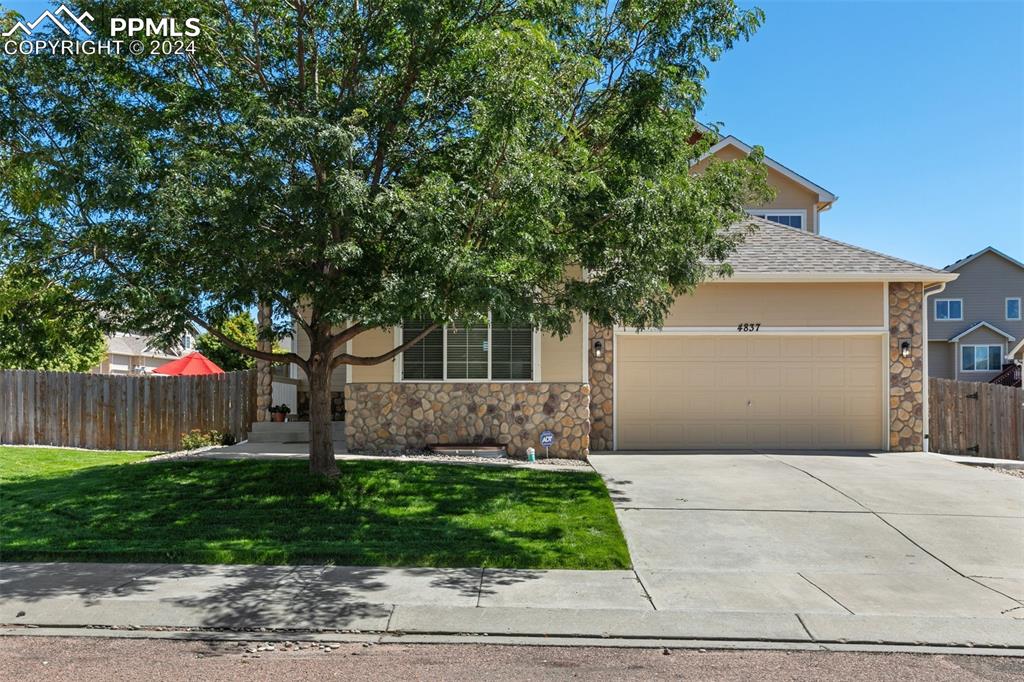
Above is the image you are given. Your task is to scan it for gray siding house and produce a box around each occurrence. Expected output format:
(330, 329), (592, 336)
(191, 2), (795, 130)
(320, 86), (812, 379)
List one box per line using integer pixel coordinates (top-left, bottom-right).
(927, 247), (1024, 382)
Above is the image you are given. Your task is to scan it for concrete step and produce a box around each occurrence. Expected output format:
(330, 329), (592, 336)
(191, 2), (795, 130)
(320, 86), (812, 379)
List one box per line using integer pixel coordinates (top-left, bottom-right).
(247, 421), (346, 443)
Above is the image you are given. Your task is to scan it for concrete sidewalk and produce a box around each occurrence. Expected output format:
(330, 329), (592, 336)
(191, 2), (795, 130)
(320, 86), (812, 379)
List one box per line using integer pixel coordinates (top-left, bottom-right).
(3, 562), (1024, 651)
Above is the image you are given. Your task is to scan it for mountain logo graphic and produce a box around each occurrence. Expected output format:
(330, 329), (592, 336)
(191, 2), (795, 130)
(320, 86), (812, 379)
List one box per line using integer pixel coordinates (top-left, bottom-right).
(3, 4), (94, 37)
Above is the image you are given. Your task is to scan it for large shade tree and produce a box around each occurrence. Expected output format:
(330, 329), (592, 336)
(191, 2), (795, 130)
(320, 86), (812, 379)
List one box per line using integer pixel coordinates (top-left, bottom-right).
(2, 0), (770, 476)
(0, 258), (106, 372)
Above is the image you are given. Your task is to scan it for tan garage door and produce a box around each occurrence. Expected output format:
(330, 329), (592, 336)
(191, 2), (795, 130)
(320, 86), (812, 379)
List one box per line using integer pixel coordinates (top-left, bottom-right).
(616, 334), (884, 450)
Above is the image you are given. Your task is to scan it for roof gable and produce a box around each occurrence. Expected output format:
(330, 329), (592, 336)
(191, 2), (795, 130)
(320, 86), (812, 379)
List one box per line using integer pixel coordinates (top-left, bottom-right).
(945, 246), (1024, 272)
(698, 136), (837, 206)
(946, 321), (1017, 343)
(720, 217), (956, 282)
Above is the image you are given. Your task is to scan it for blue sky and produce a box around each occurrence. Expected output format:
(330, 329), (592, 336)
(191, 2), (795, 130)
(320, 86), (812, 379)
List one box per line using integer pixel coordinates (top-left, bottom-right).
(701, 0), (1024, 268)
(6, 0), (1022, 268)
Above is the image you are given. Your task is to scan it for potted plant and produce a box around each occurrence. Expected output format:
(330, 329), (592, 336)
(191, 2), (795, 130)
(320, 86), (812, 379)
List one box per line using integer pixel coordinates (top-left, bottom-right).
(269, 404), (291, 422)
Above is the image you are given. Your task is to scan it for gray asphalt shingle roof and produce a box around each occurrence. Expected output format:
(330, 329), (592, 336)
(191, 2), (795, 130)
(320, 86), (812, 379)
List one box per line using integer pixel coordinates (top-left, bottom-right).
(721, 217), (951, 279)
(105, 333), (181, 359)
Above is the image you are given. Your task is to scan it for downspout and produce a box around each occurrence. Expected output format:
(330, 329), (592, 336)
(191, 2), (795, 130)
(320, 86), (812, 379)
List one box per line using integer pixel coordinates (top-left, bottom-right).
(921, 282), (948, 453)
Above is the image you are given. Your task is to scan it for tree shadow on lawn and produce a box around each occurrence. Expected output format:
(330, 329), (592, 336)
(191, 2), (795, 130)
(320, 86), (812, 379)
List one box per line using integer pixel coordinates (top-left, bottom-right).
(1, 459), (629, 626)
(1, 459), (627, 568)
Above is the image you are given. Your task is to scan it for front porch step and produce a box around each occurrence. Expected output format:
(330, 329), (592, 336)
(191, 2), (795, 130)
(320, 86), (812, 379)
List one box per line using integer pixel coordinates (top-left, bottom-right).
(247, 421), (346, 443)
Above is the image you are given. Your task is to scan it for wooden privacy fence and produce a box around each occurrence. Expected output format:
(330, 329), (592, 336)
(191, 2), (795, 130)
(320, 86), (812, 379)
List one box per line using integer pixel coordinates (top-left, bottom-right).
(0, 369), (257, 452)
(929, 378), (1024, 460)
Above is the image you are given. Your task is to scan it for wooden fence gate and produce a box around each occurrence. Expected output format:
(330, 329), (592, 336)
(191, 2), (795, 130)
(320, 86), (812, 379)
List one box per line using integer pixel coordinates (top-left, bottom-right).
(0, 369), (257, 452)
(928, 377), (1024, 460)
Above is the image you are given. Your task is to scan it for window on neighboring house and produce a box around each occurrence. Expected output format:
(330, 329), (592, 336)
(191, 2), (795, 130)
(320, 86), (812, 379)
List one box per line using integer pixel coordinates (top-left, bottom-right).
(401, 317), (534, 381)
(181, 333), (193, 350)
(748, 210), (804, 230)
(935, 299), (963, 321)
(1007, 297), (1022, 321)
(961, 344), (1003, 372)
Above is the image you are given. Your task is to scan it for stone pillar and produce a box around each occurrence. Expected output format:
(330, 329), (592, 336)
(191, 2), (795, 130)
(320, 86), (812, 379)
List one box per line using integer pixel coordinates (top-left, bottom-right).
(588, 323), (614, 451)
(255, 302), (273, 421)
(888, 282), (925, 451)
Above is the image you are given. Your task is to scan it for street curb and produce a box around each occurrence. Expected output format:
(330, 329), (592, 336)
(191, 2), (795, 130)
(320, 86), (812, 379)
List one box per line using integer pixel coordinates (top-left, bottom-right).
(3, 603), (1024, 651)
(2, 626), (1023, 657)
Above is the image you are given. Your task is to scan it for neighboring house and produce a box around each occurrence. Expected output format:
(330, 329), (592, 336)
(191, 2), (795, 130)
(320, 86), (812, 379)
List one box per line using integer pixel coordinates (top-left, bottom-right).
(927, 247), (1024, 383)
(92, 332), (192, 375)
(282, 136), (956, 455)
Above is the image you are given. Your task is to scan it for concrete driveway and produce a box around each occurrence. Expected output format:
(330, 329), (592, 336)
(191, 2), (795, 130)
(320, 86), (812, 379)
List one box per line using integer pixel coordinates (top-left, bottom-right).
(590, 452), (1024, 619)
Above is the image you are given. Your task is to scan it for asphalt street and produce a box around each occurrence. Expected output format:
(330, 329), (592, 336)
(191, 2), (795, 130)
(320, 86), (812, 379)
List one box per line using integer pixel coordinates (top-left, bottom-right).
(1, 637), (1022, 681)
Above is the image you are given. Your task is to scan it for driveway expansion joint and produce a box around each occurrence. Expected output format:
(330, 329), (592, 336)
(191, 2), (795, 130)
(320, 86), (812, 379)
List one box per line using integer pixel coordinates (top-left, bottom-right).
(763, 455), (1024, 609)
(796, 573), (855, 615)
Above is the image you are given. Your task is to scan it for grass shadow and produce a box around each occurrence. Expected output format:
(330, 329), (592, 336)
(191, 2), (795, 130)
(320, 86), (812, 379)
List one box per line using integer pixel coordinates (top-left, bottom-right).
(1, 459), (630, 570)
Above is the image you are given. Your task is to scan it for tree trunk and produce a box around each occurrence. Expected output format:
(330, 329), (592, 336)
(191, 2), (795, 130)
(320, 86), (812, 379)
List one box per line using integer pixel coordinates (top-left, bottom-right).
(306, 359), (338, 477)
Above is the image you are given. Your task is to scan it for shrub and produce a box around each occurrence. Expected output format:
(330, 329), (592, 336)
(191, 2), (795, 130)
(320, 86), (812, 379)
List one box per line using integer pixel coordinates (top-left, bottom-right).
(179, 429), (225, 451)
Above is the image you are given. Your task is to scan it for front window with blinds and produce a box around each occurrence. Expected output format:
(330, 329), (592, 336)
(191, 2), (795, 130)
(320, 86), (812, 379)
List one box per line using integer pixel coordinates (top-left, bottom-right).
(401, 317), (534, 381)
(400, 322), (444, 380)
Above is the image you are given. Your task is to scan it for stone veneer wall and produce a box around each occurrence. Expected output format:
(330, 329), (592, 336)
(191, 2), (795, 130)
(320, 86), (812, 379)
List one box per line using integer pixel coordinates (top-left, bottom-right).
(254, 304), (273, 422)
(888, 282), (925, 451)
(588, 323), (614, 451)
(345, 383), (591, 459)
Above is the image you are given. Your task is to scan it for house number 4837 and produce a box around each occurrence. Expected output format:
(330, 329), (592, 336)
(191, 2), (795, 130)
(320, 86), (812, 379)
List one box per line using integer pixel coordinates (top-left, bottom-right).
(736, 323), (761, 332)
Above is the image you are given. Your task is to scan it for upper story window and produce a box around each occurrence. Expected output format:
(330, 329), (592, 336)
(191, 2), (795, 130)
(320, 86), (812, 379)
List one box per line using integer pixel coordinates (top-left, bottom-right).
(748, 210), (805, 230)
(934, 299), (963, 321)
(181, 333), (193, 350)
(961, 344), (1003, 372)
(401, 316), (534, 381)
(1007, 298), (1021, 321)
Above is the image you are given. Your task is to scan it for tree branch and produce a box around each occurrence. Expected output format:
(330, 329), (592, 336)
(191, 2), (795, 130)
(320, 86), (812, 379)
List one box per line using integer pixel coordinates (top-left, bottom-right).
(186, 311), (309, 371)
(330, 323), (438, 369)
(325, 320), (367, 355)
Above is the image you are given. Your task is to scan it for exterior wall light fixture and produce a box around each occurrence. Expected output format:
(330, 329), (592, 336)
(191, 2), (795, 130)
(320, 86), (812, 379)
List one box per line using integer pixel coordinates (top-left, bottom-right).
(593, 339), (604, 359)
(900, 339), (911, 358)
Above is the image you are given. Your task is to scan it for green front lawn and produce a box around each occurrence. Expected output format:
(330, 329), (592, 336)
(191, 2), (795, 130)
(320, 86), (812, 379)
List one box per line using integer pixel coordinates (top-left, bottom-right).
(0, 446), (630, 569)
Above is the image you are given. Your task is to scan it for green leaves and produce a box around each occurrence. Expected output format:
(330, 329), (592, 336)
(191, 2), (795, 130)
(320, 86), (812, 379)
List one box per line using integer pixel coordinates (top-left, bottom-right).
(1, 0), (768, 362)
(0, 262), (106, 372)
(194, 312), (261, 372)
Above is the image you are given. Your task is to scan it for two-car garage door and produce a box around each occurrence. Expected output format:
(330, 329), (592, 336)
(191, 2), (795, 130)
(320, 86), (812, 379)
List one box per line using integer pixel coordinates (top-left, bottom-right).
(616, 334), (885, 450)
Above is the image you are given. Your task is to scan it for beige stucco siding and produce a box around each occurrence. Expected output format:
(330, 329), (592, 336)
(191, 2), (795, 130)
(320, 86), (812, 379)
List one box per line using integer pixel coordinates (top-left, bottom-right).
(350, 327), (397, 382)
(540, 318), (585, 382)
(663, 282), (884, 328)
(691, 143), (822, 232)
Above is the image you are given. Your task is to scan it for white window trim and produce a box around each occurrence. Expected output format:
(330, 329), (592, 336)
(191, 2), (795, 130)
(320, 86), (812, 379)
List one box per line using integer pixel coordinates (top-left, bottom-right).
(394, 316), (541, 383)
(1006, 297), (1022, 321)
(747, 209), (808, 230)
(960, 344), (1005, 372)
(934, 298), (963, 321)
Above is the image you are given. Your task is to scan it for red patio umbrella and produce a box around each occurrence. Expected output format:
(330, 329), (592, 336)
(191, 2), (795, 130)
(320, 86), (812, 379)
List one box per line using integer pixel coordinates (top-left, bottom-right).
(153, 351), (225, 376)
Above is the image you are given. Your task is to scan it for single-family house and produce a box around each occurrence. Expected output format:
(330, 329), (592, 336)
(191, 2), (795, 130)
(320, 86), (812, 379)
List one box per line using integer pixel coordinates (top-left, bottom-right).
(927, 247), (1024, 384)
(92, 332), (193, 375)
(282, 136), (957, 456)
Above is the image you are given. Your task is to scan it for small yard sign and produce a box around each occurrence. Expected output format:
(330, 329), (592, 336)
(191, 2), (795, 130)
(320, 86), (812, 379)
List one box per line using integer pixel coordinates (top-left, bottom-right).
(540, 430), (554, 458)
